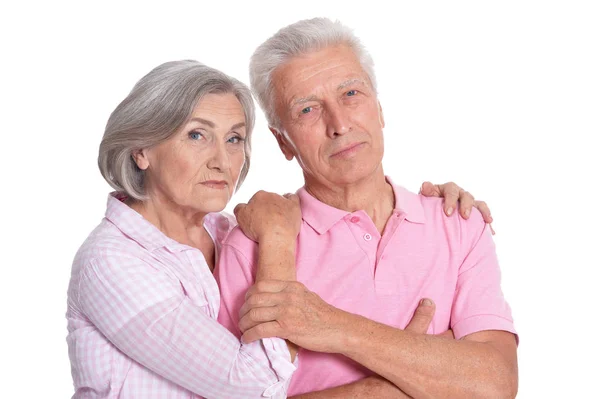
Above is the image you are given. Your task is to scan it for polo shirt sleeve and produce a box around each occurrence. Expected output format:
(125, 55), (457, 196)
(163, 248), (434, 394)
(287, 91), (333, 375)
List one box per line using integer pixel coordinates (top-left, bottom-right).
(450, 211), (518, 342)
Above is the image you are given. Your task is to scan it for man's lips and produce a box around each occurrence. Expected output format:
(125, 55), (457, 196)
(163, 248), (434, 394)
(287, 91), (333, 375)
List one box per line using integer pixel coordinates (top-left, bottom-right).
(330, 142), (365, 158)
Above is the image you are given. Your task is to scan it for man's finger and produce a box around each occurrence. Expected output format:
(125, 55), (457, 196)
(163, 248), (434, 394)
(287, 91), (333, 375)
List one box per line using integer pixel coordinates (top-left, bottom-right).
(474, 200), (493, 223)
(405, 298), (436, 334)
(241, 321), (283, 343)
(238, 306), (280, 333)
(458, 191), (476, 219)
(239, 292), (287, 318)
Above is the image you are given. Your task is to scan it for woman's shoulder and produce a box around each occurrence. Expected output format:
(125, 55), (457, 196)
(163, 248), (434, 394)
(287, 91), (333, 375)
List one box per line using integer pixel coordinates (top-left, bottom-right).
(72, 218), (149, 271)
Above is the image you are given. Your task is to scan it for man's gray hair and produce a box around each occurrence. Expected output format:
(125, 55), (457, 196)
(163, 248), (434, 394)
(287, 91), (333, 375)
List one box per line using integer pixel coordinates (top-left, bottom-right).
(249, 17), (377, 129)
(98, 60), (254, 200)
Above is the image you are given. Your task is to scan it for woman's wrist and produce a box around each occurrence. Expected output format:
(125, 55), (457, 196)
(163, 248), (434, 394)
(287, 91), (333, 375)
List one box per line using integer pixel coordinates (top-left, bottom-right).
(256, 233), (297, 281)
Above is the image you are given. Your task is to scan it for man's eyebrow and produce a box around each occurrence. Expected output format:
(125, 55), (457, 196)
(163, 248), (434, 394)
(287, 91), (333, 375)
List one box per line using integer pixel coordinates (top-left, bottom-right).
(337, 79), (367, 90)
(287, 79), (368, 109)
(188, 118), (246, 131)
(290, 95), (319, 108)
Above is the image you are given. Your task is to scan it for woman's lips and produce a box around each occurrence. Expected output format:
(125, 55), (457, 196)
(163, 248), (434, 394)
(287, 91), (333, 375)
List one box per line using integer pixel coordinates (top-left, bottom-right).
(201, 180), (228, 189)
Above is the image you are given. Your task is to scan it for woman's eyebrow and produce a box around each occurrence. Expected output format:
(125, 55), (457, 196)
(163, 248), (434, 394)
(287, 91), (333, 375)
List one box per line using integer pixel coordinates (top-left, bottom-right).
(188, 118), (245, 131)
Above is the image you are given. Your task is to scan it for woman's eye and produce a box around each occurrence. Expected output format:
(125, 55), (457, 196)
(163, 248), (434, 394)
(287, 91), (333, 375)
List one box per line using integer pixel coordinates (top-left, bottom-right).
(346, 90), (358, 96)
(301, 106), (312, 114)
(227, 136), (244, 144)
(189, 131), (203, 140)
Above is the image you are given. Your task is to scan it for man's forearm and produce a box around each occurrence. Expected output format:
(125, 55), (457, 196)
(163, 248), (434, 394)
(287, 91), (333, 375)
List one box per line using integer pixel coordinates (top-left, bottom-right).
(290, 376), (412, 399)
(335, 313), (517, 399)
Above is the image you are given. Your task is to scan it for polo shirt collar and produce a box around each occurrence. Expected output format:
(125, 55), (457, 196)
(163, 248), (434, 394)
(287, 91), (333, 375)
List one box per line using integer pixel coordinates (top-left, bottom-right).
(297, 176), (425, 235)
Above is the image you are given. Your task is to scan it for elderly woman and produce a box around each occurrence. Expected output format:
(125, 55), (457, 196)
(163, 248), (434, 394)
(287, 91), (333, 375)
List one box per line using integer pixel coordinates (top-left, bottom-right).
(66, 60), (490, 399)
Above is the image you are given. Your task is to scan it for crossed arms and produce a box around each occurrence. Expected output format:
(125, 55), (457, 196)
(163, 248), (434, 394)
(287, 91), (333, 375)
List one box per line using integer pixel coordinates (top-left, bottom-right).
(219, 189), (518, 399)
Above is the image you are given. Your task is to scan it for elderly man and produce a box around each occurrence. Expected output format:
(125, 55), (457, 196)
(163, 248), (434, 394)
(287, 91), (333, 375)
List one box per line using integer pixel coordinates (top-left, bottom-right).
(216, 18), (518, 399)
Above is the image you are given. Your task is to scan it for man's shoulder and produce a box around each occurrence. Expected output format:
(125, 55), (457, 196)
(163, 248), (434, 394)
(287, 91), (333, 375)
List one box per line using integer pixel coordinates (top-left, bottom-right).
(222, 226), (259, 255)
(416, 193), (485, 225)
(417, 194), (489, 254)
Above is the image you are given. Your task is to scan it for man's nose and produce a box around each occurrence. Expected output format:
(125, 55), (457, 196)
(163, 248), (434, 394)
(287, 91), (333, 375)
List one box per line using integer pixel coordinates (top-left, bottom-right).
(325, 104), (351, 138)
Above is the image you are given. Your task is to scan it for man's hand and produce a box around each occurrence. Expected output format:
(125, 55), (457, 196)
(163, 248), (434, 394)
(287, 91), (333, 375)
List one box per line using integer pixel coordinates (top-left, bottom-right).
(239, 280), (454, 352)
(405, 298), (454, 339)
(420, 181), (493, 229)
(234, 191), (301, 242)
(238, 280), (342, 352)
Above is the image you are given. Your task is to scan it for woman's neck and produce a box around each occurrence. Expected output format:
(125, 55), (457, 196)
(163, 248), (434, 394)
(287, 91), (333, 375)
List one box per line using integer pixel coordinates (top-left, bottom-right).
(127, 193), (215, 267)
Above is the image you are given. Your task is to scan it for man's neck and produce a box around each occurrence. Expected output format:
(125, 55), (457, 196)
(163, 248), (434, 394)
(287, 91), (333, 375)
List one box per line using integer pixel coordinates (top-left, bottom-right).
(304, 167), (395, 234)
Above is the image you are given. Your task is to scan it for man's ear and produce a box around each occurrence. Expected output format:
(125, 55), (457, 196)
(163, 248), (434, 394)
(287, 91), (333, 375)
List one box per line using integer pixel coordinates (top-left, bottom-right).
(132, 148), (150, 170)
(378, 101), (385, 128)
(270, 127), (295, 161)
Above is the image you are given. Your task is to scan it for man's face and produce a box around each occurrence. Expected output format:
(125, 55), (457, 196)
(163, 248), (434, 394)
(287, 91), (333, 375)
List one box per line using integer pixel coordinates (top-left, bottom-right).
(271, 45), (385, 187)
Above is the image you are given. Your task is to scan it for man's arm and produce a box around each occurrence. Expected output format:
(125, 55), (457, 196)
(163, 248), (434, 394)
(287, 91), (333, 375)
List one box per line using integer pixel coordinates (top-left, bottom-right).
(239, 215), (517, 399)
(290, 375), (411, 399)
(240, 284), (516, 399)
(335, 216), (518, 399)
(289, 301), (457, 399)
(338, 318), (517, 399)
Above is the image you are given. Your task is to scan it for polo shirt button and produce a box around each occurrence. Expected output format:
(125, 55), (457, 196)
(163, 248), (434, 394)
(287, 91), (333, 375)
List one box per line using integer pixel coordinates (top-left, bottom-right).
(350, 216), (360, 223)
(364, 233), (372, 241)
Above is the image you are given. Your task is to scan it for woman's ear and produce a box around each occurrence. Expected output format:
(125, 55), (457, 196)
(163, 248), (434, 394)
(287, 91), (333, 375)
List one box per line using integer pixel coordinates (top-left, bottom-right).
(132, 149), (150, 170)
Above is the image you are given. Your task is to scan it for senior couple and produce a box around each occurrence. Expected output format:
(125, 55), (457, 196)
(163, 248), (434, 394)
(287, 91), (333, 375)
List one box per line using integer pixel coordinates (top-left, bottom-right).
(67, 17), (518, 399)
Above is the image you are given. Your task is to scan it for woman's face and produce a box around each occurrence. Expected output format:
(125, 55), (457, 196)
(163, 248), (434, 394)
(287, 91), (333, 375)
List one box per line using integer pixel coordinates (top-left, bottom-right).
(134, 93), (247, 214)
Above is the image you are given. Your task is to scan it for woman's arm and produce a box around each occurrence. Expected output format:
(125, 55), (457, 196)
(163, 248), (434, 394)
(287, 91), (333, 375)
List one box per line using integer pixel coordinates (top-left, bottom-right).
(234, 191), (301, 282)
(78, 254), (293, 399)
(233, 191), (302, 359)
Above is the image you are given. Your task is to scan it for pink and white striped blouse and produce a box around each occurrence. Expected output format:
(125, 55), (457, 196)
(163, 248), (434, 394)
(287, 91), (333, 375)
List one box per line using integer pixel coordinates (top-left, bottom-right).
(66, 193), (296, 399)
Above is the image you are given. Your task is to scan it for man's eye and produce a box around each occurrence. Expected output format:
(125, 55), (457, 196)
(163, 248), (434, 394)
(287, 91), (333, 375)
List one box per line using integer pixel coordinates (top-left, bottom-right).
(301, 107), (312, 114)
(346, 90), (358, 96)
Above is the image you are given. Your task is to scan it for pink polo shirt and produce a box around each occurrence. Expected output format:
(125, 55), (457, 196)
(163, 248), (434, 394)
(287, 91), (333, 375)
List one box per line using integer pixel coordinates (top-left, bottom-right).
(216, 179), (516, 395)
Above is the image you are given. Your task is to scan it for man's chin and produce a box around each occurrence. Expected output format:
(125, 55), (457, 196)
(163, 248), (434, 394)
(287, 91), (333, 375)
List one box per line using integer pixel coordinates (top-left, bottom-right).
(327, 163), (383, 186)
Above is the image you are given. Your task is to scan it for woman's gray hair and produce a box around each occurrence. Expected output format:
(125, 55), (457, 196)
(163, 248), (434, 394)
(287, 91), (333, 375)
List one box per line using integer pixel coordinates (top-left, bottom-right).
(249, 17), (377, 130)
(99, 60), (255, 200)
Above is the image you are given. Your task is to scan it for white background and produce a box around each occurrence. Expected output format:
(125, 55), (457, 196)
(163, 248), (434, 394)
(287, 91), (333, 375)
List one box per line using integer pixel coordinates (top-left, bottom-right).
(1, 1), (598, 397)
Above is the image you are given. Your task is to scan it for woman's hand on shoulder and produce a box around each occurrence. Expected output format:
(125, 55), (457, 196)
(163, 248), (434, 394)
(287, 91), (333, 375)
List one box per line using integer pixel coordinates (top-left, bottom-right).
(234, 191), (301, 242)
